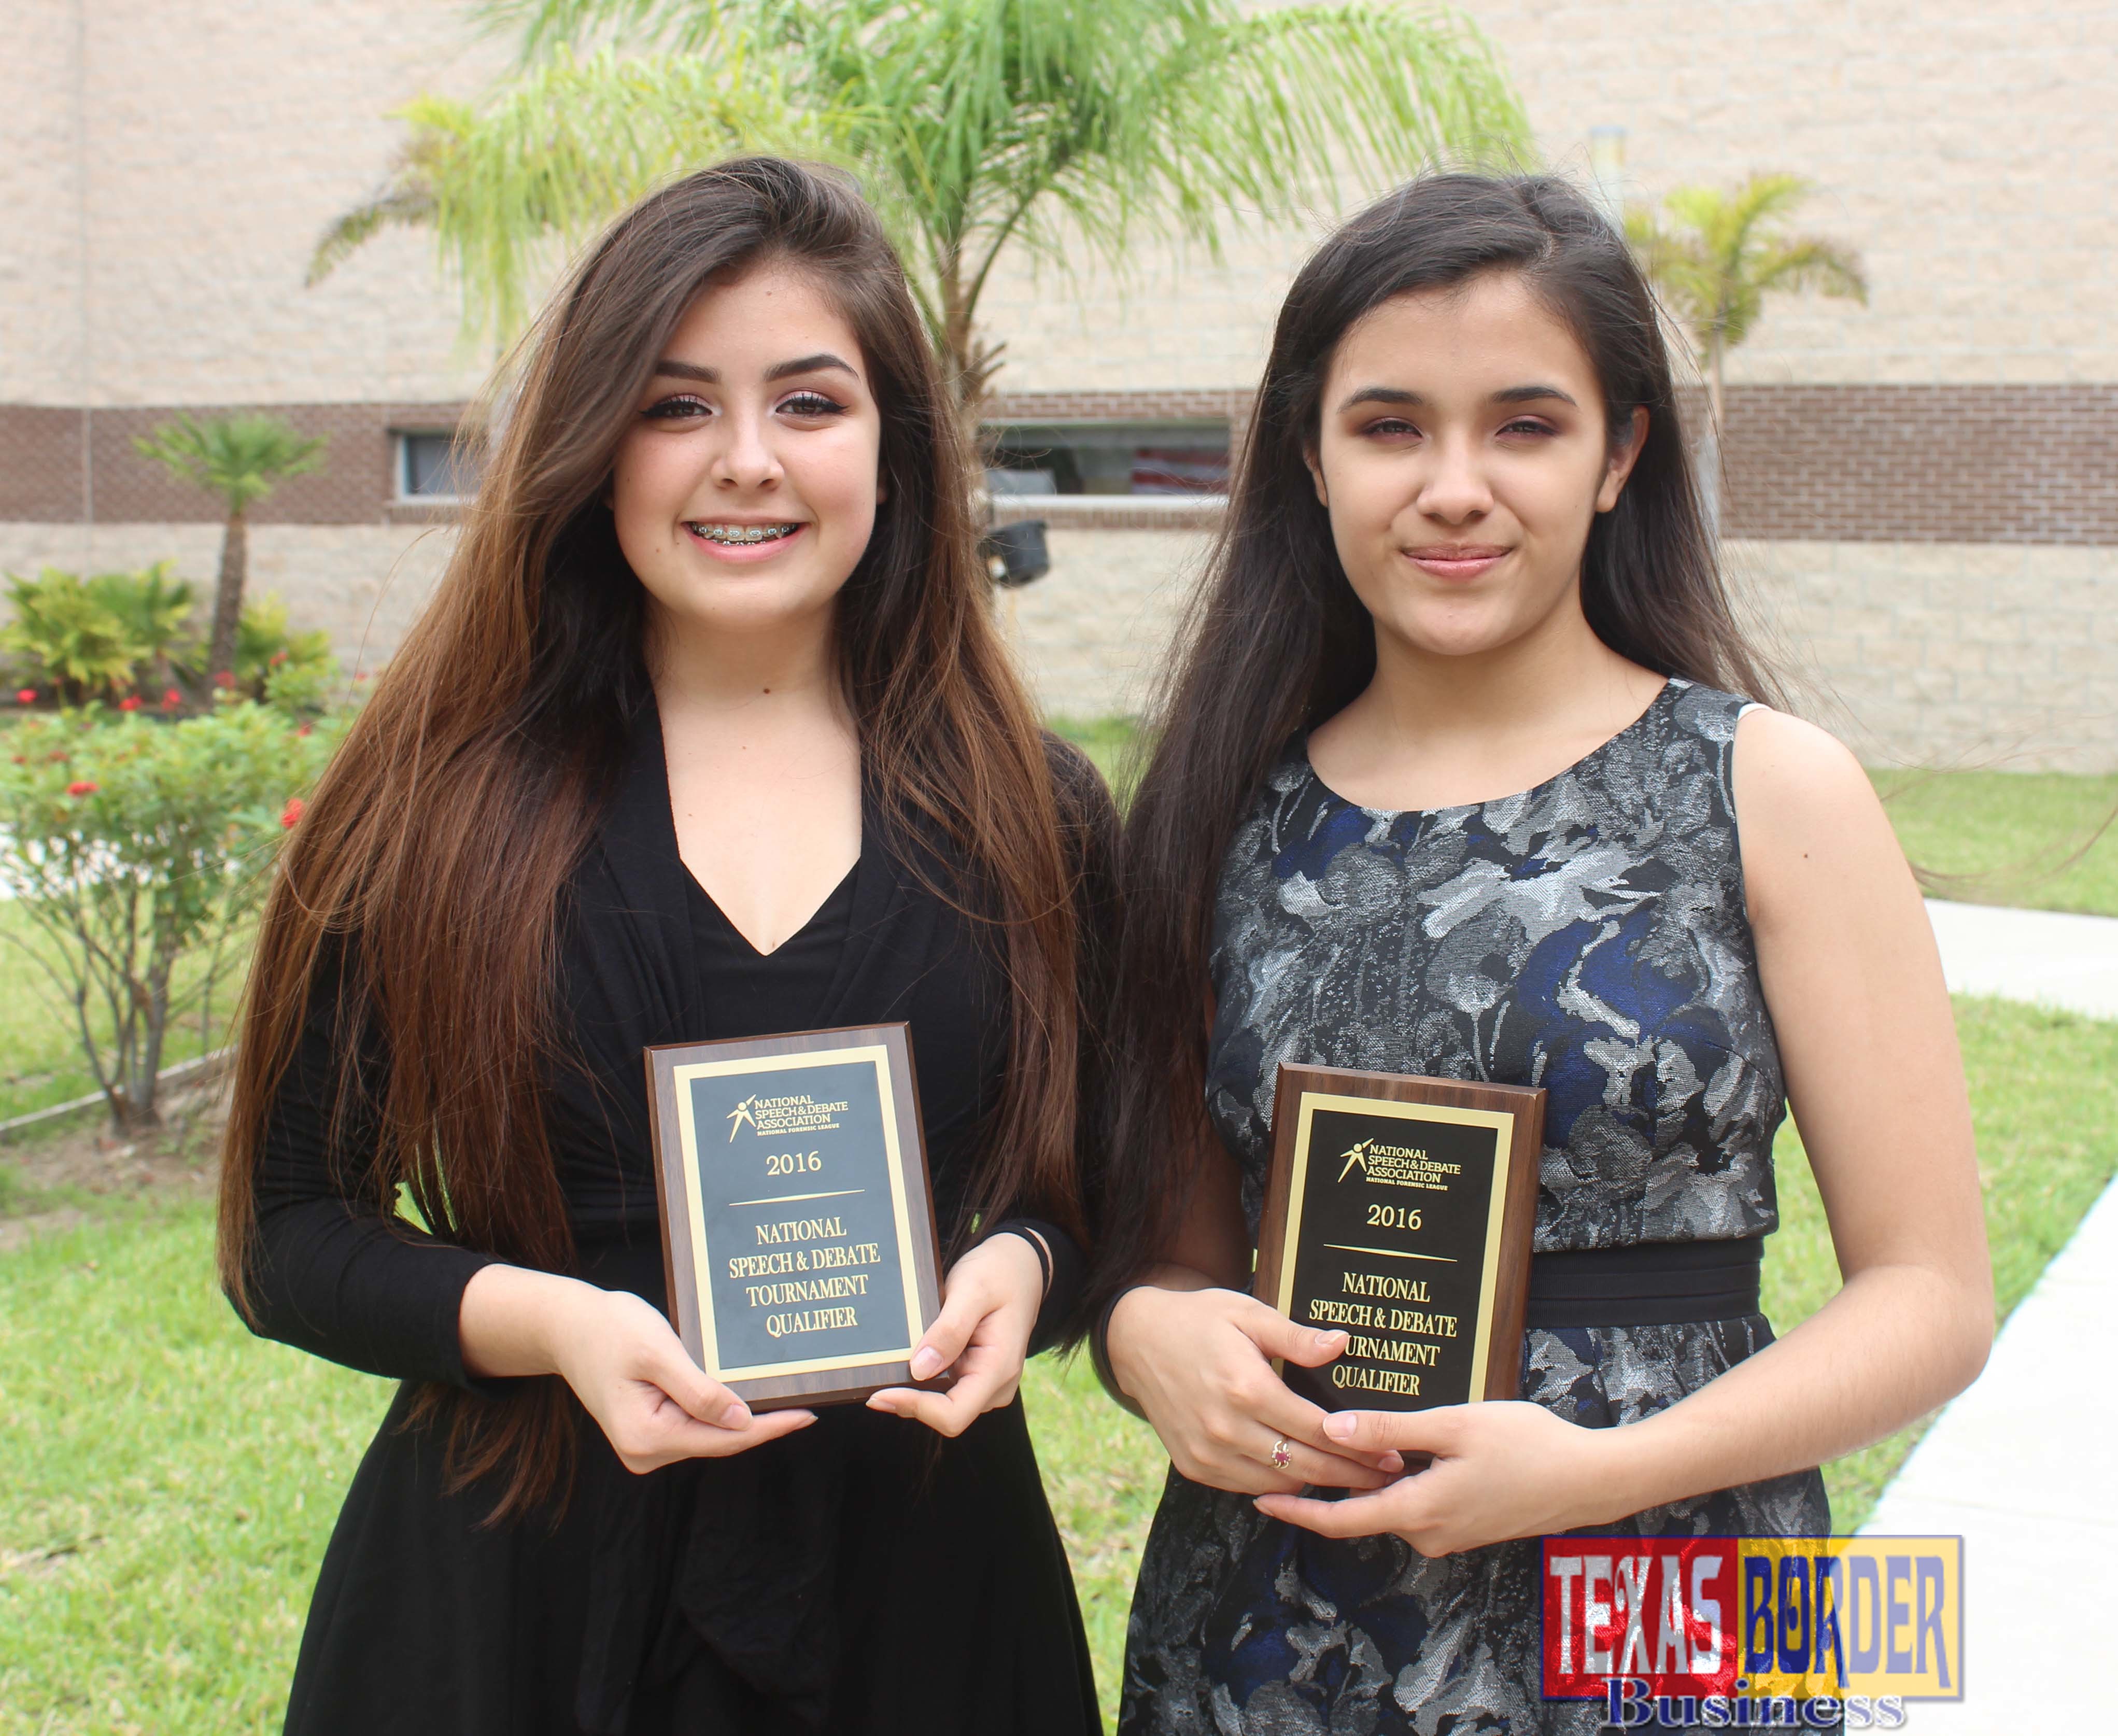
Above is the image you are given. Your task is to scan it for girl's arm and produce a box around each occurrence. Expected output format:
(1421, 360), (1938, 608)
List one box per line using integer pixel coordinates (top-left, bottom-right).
(1260, 709), (1994, 1552)
(236, 949), (814, 1471)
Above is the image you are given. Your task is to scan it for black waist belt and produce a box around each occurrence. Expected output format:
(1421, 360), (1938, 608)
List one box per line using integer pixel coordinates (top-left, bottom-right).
(1524, 1238), (1762, 1330)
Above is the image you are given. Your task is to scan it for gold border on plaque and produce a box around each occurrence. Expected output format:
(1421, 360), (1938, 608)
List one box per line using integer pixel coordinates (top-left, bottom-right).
(1280, 1090), (1517, 1401)
(669, 1043), (924, 1382)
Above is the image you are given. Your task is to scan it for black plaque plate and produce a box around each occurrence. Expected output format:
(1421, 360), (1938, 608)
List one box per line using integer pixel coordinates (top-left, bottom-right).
(1255, 1065), (1544, 1412)
(645, 1023), (943, 1410)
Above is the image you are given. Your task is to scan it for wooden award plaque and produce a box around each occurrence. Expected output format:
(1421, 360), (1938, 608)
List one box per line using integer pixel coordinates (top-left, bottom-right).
(645, 1023), (944, 1410)
(1254, 1064), (1544, 1412)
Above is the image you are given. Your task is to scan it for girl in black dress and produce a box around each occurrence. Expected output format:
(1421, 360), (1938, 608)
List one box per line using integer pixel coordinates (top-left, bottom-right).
(216, 158), (1114, 1735)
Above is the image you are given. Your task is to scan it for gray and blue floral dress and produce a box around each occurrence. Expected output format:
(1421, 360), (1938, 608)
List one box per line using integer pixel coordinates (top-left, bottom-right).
(1119, 680), (1831, 1735)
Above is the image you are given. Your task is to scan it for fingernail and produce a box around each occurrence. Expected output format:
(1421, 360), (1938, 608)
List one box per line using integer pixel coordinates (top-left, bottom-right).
(1317, 1330), (1348, 1351)
(1380, 1450), (1404, 1473)
(1323, 1413), (1356, 1442)
(909, 1346), (944, 1380)
(865, 1394), (900, 1415)
(719, 1401), (750, 1428)
(795, 1411), (818, 1427)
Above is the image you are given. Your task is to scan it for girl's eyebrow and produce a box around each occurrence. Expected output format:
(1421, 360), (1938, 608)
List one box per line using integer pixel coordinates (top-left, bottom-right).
(647, 353), (861, 384)
(1337, 383), (1579, 412)
(1492, 384), (1577, 407)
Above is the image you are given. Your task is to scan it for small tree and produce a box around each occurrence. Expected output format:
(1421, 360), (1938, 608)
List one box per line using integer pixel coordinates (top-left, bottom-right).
(1627, 174), (1867, 529)
(0, 705), (338, 1133)
(134, 415), (327, 685)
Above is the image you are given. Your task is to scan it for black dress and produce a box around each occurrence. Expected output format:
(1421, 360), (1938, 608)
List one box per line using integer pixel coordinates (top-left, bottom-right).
(239, 713), (1112, 1735)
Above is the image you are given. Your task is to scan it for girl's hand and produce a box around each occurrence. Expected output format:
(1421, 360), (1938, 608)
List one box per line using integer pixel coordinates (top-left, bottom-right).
(548, 1285), (817, 1473)
(1254, 1402), (1614, 1556)
(865, 1231), (1044, 1436)
(1106, 1285), (1404, 1495)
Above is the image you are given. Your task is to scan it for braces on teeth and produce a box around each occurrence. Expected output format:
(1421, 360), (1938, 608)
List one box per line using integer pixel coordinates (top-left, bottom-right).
(693, 523), (800, 544)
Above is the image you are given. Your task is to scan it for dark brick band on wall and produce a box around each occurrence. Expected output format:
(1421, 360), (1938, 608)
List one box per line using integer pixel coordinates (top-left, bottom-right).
(0, 401), (470, 525)
(4, 385), (2116, 545)
(1719, 384), (2118, 545)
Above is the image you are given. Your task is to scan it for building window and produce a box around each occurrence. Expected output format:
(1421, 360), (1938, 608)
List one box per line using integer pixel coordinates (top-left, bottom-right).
(984, 421), (1230, 497)
(395, 430), (477, 501)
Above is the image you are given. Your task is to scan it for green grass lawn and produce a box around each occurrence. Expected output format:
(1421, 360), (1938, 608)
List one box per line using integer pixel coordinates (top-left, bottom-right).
(1874, 767), (2118, 917)
(4, 994), (2109, 1734)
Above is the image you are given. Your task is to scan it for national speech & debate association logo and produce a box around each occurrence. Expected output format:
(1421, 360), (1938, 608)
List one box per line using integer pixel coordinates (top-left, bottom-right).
(1541, 1534), (1962, 1729)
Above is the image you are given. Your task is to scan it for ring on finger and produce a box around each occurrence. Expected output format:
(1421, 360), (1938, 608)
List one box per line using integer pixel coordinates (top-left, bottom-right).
(1267, 1436), (1293, 1471)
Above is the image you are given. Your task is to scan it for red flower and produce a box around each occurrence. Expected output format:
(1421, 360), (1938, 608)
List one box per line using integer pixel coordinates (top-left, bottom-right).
(271, 650), (288, 666)
(118, 695), (143, 712)
(161, 688), (181, 711)
(213, 670), (236, 689)
(296, 722), (314, 737)
(354, 672), (369, 684)
(66, 780), (98, 797)
(280, 796), (306, 829)
(14, 688), (35, 705)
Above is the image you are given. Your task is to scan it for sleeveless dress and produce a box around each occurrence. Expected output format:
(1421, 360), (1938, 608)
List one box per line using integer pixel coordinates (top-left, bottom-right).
(1119, 680), (1831, 1735)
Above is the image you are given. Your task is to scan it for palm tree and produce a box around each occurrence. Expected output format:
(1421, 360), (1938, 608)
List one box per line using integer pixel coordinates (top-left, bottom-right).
(134, 415), (327, 684)
(1627, 174), (1867, 529)
(312, 0), (1528, 426)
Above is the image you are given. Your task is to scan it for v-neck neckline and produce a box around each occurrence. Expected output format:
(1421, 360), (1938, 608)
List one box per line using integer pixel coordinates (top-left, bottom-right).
(682, 854), (860, 960)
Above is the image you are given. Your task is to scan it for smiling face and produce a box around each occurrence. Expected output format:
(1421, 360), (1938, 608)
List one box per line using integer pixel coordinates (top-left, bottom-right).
(610, 262), (883, 645)
(1306, 271), (1644, 666)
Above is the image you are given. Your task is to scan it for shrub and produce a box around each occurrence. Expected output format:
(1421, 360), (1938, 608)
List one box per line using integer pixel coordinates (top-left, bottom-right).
(0, 704), (342, 1132)
(2, 568), (161, 704)
(2, 568), (344, 717)
(235, 593), (340, 715)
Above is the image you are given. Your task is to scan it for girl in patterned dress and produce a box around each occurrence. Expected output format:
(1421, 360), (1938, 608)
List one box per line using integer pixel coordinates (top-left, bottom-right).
(1091, 175), (1994, 1734)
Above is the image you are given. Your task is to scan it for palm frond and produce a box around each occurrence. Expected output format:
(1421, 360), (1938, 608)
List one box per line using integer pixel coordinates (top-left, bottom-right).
(345, 0), (1531, 398)
(133, 415), (328, 515)
(312, 49), (854, 343)
(1629, 172), (1867, 359)
(306, 182), (442, 287)
(1753, 236), (1868, 305)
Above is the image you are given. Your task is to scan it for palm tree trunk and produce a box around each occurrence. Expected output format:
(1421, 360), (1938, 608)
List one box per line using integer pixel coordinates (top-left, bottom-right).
(1699, 337), (1727, 540)
(940, 266), (984, 440)
(207, 508), (248, 683)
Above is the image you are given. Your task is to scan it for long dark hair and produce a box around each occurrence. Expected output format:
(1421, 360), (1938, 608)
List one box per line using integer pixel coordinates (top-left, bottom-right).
(1094, 172), (1775, 1299)
(219, 158), (1104, 1520)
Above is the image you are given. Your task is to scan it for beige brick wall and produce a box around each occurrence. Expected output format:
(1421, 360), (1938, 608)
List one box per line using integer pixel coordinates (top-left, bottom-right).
(998, 527), (1212, 721)
(1, 0), (507, 408)
(1005, 526), (2118, 774)
(0, 521), (454, 675)
(1733, 540), (2118, 773)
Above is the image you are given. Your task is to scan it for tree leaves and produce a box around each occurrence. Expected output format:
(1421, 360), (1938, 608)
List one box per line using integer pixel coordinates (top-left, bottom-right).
(1628, 173), (1868, 366)
(132, 416), (327, 518)
(315, 0), (1530, 405)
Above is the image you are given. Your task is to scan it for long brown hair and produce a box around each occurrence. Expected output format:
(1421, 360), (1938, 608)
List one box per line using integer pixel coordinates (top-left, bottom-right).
(218, 158), (1098, 1520)
(1093, 173), (1778, 1301)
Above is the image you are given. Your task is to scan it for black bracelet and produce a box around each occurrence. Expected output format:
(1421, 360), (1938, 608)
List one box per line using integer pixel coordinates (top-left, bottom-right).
(983, 1218), (1085, 1356)
(1088, 1281), (1152, 1420)
(982, 1220), (1053, 1296)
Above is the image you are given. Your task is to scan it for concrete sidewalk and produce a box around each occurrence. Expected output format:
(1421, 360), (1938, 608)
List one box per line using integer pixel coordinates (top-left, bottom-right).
(1926, 897), (2118, 1020)
(1847, 899), (2118, 1732)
